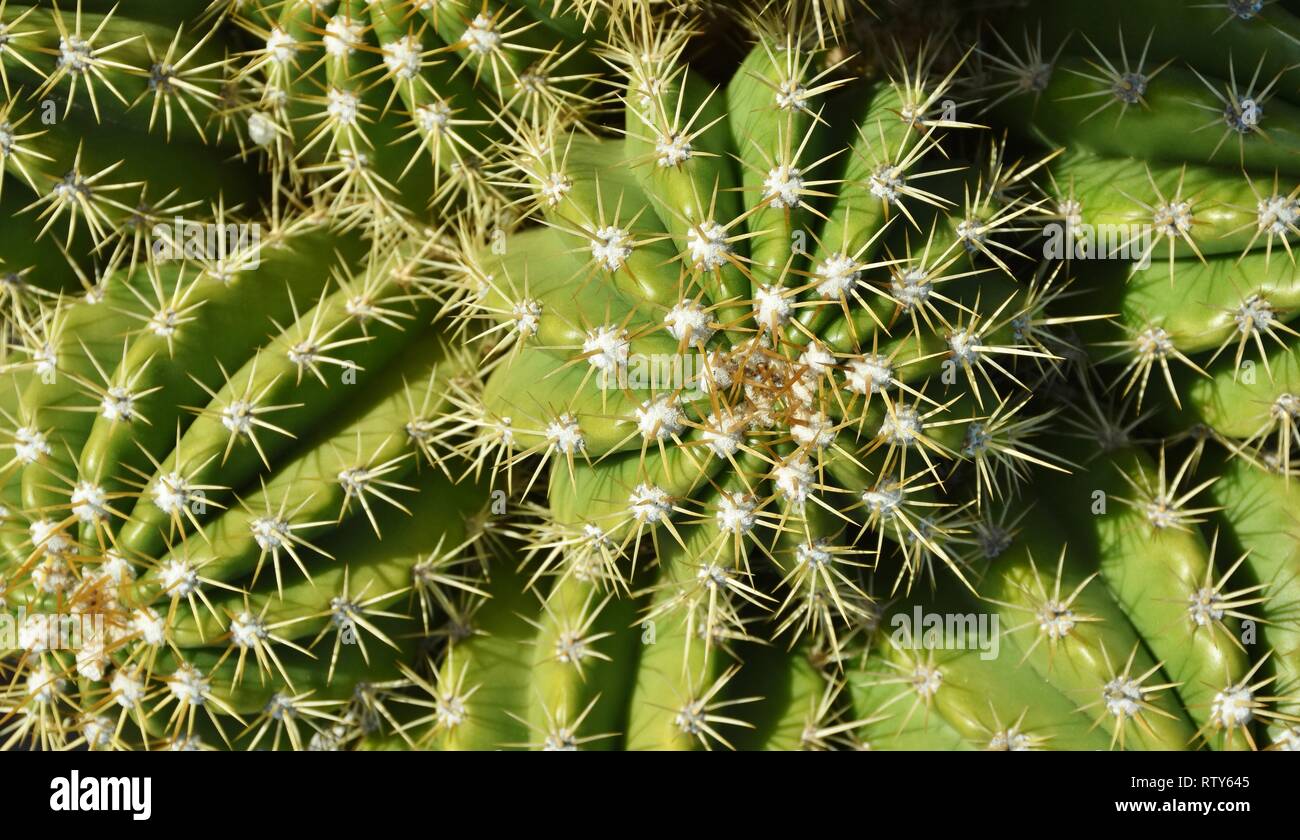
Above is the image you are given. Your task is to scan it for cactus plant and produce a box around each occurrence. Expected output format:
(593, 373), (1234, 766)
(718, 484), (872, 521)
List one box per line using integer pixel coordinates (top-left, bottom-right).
(0, 0), (275, 321)
(0, 204), (510, 748)
(973, 0), (1300, 749)
(2, 0), (1299, 752)
(223, 0), (614, 229)
(422, 4), (1138, 750)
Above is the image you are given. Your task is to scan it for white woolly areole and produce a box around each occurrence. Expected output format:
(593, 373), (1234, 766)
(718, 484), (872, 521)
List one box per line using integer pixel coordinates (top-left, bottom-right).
(1187, 587), (1225, 627)
(76, 633), (108, 681)
(687, 221), (732, 270)
(582, 523), (613, 551)
(629, 483), (672, 523)
(326, 87), (361, 127)
(30, 519), (74, 557)
(715, 491), (757, 534)
(159, 559), (199, 598)
(131, 608), (166, 646)
(861, 483), (902, 519)
(250, 515), (291, 551)
(71, 480), (109, 524)
(1152, 200), (1193, 238)
(265, 27), (297, 64)
(14, 426), (51, 464)
(675, 698), (710, 734)
(702, 411), (744, 457)
(700, 350), (735, 393)
(543, 730), (579, 751)
(416, 100), (451, 135)
(27, 662), (65, 703)
(32, 556), (71, 593)
(978, 404), (1021, 453)
(382, 36), (422, 80)
(151, 471), (195, 514)
(955, 217), (985, 252)
(950, 329), (984, 366)
(696, 563), (732, 592)
(792, 411), (836, 450)
(58, 35), (92, 73)
(343, 295), (379, 323)
(1274, 392), (1300, 421)
(220, 400), (255, 435)
(554, 631), (590, 665)
(1058, 198), (1084, 229)
(168, 664), (210, 707)
(1135, 326), (1174, 359)
(844, 354), (894, 395)
(512, 298), (542, 338)
(582, 325), (630, 373)
(814, 252), (860, 298)
(496, 416), (516, 447)
(590, 226), (633, 270)
(34, 343), (58, 378)
(1234, 294), (1276, 335)
(436, 694), (467, 729)
(100, 549), (136, 583)
(324, 16), (364, 57)
(80, 715), (114, 749)
(635, 397), (685, 441)
(100, 386), (138, 422)
(230, 611), (268, 648)
(1211, 685), (1255, 728)
(799, 343), (836, 377)
(110, 668), (146, 707)
(538, 170), (572, 205)
(788, 368), (815, 406)
(330, 596), (357, 627)
(868, 163), (905, 203)
(774, 456), (814, 506)
(655, 132), (692, 167)
(309, 730), (343, 751)
(266, 692), (298, 721)
(545, 414), (585, 454)
(891, 267), (932, 310)
(910, 664), (943, 699)
(763, 164), (804, 208)
(337, 466), (372, 496)
(796, 538), (832, 567)
(18, 612), (52, 653)
(1273, 726), (1300, 751)
(989, 729), (1033, 751)
(753, 284), (792, 331)
(1102, 676), (1143, 718)
(1256, 194), (1299, 234)
(879, 405), (923, 447)
(774, 79), (809, 111)
(465, 14), (501, 55)
(247, 111), (277, 147)
(1035, 601), (1076, 640)
(664, 299), (714, 344)
(261, 85), (289, 110)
